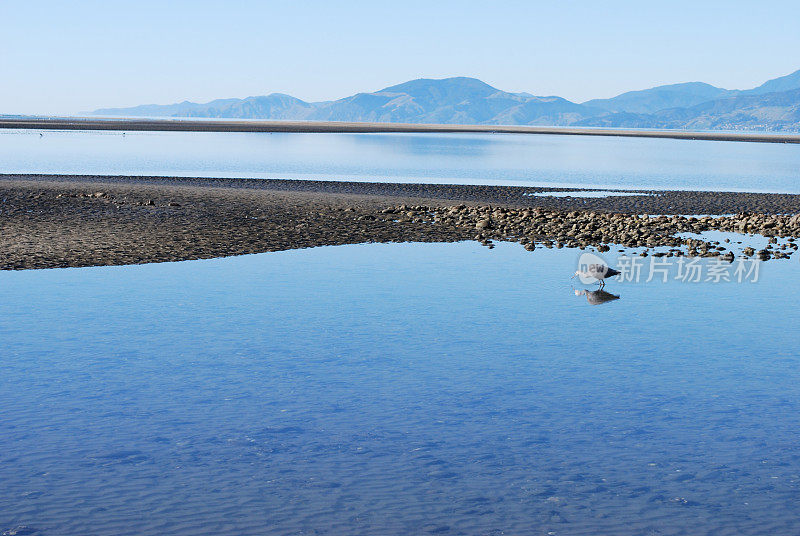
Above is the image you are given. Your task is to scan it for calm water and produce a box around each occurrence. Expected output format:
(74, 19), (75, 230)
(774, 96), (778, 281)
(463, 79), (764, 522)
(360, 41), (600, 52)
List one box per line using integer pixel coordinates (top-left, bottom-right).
(2, 242), (800, 535)
(1, 129), (799, 192)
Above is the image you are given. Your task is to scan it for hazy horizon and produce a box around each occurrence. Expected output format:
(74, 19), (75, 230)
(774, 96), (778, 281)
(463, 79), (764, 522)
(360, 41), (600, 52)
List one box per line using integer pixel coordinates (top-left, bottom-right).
(2, 1), (800, 115)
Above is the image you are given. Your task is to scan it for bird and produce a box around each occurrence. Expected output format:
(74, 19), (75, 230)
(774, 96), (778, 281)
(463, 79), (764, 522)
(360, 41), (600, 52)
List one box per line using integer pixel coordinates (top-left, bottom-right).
(572, 263), (621, 288)
(574, 288), (620, 305)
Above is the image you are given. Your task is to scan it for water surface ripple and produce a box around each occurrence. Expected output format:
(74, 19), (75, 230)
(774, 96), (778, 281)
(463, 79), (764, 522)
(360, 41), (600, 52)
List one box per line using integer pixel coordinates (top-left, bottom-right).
(1, 242), (799, 535)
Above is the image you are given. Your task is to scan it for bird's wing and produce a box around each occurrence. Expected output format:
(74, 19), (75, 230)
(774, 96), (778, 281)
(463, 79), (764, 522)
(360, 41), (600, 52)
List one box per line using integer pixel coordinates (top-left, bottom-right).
(587, 264), (609, 276)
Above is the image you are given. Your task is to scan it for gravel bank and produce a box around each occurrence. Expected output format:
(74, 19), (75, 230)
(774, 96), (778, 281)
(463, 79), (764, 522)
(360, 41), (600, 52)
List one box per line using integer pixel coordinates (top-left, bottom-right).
(2, 174), (799, 270)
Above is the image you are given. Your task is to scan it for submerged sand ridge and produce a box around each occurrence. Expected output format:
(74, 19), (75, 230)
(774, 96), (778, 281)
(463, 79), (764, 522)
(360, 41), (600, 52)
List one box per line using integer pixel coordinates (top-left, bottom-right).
(1, 174), (799, 270)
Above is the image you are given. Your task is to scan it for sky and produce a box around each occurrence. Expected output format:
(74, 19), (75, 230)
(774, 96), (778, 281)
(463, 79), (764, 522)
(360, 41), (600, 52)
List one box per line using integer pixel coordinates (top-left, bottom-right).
(2, 0), (799, 115)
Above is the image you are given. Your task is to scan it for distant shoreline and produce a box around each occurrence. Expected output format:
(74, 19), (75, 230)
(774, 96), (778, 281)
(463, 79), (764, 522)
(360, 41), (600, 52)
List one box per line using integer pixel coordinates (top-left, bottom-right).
(2, 117), (799, 144)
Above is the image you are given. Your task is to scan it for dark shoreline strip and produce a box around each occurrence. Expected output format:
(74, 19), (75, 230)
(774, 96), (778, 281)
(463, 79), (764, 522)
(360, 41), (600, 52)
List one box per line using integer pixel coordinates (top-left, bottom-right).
(2, 117), (799, 144)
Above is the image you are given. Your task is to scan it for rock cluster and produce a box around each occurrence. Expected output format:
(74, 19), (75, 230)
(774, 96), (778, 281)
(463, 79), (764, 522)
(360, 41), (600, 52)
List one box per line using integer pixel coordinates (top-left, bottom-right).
(379, 205), (800, 260)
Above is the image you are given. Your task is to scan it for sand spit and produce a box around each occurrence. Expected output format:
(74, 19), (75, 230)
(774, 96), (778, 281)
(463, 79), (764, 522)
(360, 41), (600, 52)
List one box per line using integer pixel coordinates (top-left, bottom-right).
(1, 174), (799, 270)
(2, 117), (800, 144)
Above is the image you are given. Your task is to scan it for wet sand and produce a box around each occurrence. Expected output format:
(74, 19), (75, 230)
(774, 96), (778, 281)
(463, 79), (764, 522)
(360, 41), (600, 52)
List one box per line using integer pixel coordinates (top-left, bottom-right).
(2, 173), (800, 270)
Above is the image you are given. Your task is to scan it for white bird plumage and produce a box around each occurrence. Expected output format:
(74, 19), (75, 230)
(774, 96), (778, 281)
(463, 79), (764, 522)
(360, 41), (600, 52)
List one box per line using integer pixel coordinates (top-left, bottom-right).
(572, 263), (621, 288)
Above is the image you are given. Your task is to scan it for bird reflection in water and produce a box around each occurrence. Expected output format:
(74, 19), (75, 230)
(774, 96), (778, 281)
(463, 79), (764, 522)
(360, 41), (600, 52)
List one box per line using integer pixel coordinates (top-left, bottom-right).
(574, 288), (620, 305)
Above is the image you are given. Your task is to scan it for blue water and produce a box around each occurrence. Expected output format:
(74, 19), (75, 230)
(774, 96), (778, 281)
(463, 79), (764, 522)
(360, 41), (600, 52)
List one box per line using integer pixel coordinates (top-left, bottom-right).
(1, 129), (799, 192)
(2, 242), (800, 535)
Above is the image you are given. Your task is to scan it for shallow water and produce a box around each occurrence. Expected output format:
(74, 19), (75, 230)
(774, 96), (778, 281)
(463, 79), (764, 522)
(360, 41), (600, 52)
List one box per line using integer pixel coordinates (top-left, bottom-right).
(526, 190), (654, 198)
(1, 129), (799, 192)
(2, 242), (800, 535)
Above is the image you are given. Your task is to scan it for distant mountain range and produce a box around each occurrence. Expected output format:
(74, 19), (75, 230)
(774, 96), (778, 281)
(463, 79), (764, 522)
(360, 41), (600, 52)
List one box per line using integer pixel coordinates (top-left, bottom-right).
(93, 69), (800, 132)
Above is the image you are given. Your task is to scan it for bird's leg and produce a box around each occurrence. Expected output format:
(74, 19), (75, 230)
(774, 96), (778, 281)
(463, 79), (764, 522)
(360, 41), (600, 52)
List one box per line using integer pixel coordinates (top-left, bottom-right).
(599, 279), (605, 289)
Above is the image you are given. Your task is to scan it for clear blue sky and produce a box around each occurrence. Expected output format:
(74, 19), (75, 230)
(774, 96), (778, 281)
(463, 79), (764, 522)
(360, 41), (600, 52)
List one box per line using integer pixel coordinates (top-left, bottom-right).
(2, 0), (799, 114)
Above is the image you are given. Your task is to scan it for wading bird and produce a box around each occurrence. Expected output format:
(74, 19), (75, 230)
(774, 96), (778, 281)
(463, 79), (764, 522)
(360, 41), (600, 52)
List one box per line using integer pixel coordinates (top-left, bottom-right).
(573, 263), (621, 288)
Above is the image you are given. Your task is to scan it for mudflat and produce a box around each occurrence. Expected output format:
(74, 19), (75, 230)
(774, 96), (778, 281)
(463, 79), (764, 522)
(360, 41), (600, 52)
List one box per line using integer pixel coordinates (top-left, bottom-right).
(2, 173), (800, 270)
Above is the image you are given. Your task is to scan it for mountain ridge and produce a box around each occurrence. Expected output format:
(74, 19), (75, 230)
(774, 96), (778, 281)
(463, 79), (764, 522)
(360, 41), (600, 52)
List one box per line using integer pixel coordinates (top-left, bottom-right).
(93, 70), (800, 132)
